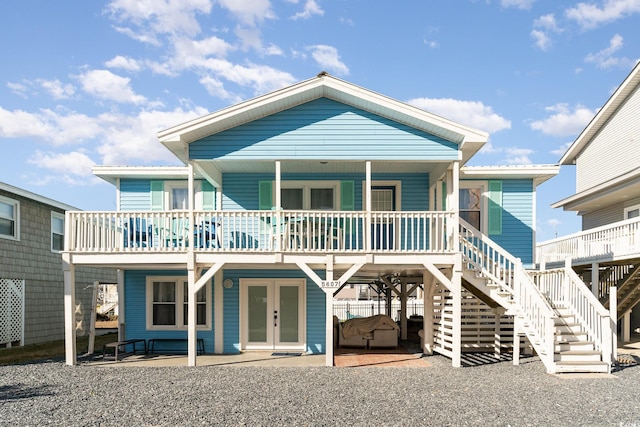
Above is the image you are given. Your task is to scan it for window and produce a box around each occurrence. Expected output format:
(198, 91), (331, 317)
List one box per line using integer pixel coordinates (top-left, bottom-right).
(165, 182), (189, 210)
(0, 196), (19, 240)
(51, 212), (64, 252)
(280, 181), (338, 210)
(371, 187), (395, 211)
(624, 205), (640, 220)
(459, 181), (488, 232)
(146, 277), (211, 330)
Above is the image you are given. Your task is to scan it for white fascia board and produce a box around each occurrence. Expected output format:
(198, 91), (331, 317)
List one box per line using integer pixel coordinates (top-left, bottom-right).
(93, 166), (194, 186)
(157, 74), (489, 161)
(559, 62), (640, 165)
(461, 165), (560, 186)
(0, 181), (79, 211)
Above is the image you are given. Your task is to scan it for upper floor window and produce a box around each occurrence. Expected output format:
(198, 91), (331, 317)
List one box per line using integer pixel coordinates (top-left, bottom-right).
(624, 205), (640, 220)
(51, 211), (65, 252)
(281, 181), (338, 210)
(0, 195), (19, 240)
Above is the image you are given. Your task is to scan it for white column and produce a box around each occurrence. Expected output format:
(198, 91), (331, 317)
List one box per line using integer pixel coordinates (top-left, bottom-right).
(591, 262), (599, 296)
(187, 268), (197, 366)
(275, 160), (281, 209)
(400, 280), (407, 340)
(451, 257), (462, 368)
(88, 281), (99, 354)
(325, 260), (334, 366)
(624, 310), (631, 342)
(610, 286), (618, 360)
(214, 270), (224, 354)
(63, 257), (76, 366)
(422, 271), (434, 355)
(116, 269), (125, 341)
(365, 161), (372, 250)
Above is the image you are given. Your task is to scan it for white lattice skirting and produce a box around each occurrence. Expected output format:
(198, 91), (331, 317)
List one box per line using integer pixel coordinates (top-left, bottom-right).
(1, 278), (24, 347)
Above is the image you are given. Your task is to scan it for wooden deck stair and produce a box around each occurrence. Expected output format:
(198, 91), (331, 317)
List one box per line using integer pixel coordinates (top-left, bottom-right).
(459, 219), (613, 374)
(602, 265), (640, 319)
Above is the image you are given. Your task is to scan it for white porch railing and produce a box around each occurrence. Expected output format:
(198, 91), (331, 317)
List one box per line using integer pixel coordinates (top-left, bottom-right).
(459, 219), (557, 369)
(530, 266), (613, 366)
(536, 217), (640, 264)
(66, 210), (455, 254)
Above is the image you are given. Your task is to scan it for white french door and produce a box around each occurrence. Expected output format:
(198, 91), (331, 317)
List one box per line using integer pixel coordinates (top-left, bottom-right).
(241, 279), (306, 350)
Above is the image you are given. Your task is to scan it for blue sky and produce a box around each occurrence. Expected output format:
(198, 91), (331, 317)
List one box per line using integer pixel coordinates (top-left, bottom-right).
(1, 0), (639, 242)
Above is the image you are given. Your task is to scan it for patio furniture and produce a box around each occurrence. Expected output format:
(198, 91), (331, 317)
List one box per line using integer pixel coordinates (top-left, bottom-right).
(103, 338), (147, 361)
(337, 314), (399, 349)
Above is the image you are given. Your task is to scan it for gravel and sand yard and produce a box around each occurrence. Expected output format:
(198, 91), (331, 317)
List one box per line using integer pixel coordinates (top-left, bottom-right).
(2, 351), (640, 426)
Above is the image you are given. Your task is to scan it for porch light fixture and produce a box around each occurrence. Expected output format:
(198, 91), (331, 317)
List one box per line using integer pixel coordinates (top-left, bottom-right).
(223, 279), (234, 289)
(320, 161), (328, 165)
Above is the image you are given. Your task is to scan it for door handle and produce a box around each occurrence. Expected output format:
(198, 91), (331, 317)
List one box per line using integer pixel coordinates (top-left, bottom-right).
(274, 310), (278, 326)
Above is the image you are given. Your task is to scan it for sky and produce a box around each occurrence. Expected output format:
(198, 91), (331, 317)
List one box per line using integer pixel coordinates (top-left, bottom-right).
(0, 0), (639, 243)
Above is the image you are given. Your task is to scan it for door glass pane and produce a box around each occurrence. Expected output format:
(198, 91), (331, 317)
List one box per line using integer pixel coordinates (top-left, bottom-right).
(248, 286), (268, 342)
(460, 188), (482, 230)
(282, 189), (303, 209)
(279, 285), (299, 343)
(371, 189), (393, 211)
(310, 188), (334, 210)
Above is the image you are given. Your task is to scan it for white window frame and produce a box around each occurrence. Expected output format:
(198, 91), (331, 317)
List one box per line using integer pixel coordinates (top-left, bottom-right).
(624, 204), (640, 220)
(279, 180), (340, 210)
(0, 195), (20, 241)
(361, 181), (402, 211)
(145, 276), (212, 331)
(459, 181), (488, 233)
(51, 211), (65, 253)
(164, 181), (203, 210)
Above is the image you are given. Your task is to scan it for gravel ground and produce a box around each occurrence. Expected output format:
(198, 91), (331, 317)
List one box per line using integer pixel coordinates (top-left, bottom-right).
(1, 355), (640, 427)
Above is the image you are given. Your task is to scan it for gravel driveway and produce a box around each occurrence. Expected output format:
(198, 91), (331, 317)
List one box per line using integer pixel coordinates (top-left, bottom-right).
(1, 355), (640, 426)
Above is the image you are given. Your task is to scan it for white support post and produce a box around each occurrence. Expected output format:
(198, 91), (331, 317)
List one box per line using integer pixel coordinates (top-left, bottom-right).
(275, 161), (281, 210)
(88, 281), (99, 354)
(325, 261), (334, 367)
(610, 286), (617, 361)
(400, 280), (407, 340)
(214, 270), (224, 354)
(422, 271), (434, 355)
(451, 258), (462, 368)
(187, 268), (197, 367)
(365, 161), (371, 250)
(117, 269), (125, 341)
(623, 310), (631, 343)
(63, 257), (76, 366)
(494, 308), (504, 358)
(513, 316), (521, 366)
(591, 262), (599, 297)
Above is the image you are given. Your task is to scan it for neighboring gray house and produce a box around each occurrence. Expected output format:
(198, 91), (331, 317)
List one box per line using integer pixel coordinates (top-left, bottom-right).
(538, 62), (640, 341)
(0, 182), (116, 348)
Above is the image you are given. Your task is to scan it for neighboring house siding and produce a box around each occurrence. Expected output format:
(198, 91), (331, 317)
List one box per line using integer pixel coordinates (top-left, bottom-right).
(491, 180), (534, 265)
(0, 190), (116, 346)
(120, 179), (151, 211)
(190, 98), (459, 161)
(576, 86), (640, 193)
(582, 198), (640, 230)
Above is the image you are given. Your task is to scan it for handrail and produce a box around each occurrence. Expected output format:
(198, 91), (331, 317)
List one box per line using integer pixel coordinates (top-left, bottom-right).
(537, 216), (640, 264)
(65, 210), (456, 254)
(531, 266), (613, 365)
(459, 218), (556, 369)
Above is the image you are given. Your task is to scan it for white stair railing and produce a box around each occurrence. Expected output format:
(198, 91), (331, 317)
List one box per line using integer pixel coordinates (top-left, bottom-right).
(459, 219), (556, 370)
(531, 264), (613, 368)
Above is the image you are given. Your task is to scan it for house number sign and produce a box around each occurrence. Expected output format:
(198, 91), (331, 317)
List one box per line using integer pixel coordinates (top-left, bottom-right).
(320, 280), (341, 288)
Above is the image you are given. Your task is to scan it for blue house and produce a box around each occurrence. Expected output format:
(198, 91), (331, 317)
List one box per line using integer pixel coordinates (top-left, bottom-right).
(62, 73), (615, 373)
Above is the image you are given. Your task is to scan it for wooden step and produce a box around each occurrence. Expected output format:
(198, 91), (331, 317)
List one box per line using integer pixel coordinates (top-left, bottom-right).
(554, 350), (602, 362)
(554, 323), (582, 334)
(555, 341), (595, 352)
(554, 360), (610, 374)
(555, 331), (589, 343)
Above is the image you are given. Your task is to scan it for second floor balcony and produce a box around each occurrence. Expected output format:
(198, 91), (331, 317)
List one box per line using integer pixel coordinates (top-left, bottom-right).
(65, 210), (456, 256)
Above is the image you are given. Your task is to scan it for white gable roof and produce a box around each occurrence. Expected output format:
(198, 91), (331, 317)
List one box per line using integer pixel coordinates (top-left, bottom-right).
(560, 62), (640, 165)
(158, 72), (489, 164)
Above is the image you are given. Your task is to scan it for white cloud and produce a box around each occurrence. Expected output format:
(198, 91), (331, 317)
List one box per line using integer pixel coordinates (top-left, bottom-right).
(501, 0), (536, 9)
(531, 14), (563, 51)
(199, 76), (242, 102)
(38, 79), (75, 100)
(307, 45), (349, 76)
(105, 55), (143, 71)
(424, 39), (439, 49)
(584, 34), (636, 69)
(406, 98), (511, 133)
(291, 0), (324, 20)
(7, 82), (29, 98)
(113, 26), (161, 46)
(551, 141), (573, 157)
(531, 29), (552, 51)
(107, 0), (212, 37)
(566, 0), (640, 29)
(216, 0), (275, 26)
(504, 147), (534, 165)
(172, 35), (235, 67)
(77, 69), (147, 104)
(28, 150), (97, 177)
(530, 103), (596, 137)
(534, 13), (561, 31)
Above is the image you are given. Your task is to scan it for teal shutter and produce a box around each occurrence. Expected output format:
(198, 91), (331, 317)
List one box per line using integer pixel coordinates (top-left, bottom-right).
(150, 181), (164, 211)
(488, 180), (503, 235)
(340, 181), (354, 210)
(202, 181), (216, 210)
(258, 181), (273, 210)
(441, 181), (446, 210)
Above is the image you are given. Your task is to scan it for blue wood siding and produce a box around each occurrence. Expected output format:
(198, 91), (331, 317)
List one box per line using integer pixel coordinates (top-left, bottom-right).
(223, 269), (326, 354)
(190, 98), (459, 161)
(120, 179), (151, 211)
(491, 180), (534, 265)
(123, 270), (215, 353)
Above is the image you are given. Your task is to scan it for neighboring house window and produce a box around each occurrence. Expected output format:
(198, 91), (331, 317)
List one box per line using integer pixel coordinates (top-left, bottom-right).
(624, 205), (640, 220)
(146, 277), (211, 330)
(51, 211), (65, 252)
(0, 195), (19, 240)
